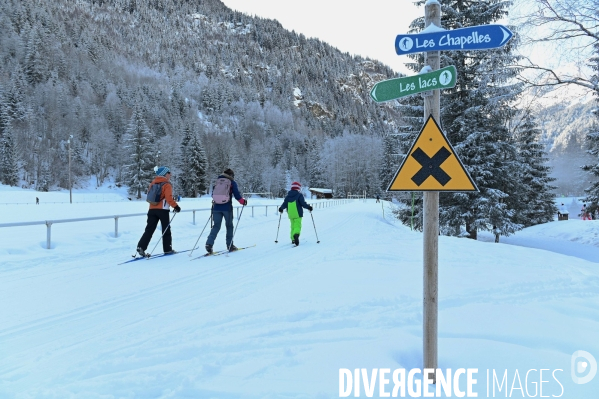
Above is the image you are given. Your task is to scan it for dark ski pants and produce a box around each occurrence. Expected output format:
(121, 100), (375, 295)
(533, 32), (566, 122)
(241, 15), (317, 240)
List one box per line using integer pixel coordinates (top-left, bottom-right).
(206, 210), (233, 247)
(137, 209), (173, 253)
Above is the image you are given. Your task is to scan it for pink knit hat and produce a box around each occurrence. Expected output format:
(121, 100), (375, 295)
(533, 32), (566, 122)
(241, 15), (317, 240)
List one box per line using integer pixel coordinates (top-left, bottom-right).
(291, 181), (301, 191)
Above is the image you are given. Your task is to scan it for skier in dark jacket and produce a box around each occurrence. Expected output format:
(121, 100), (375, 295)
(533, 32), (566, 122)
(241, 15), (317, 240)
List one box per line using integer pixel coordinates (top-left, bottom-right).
(279, 181), (313, 246)
(205, 168), (246, 253)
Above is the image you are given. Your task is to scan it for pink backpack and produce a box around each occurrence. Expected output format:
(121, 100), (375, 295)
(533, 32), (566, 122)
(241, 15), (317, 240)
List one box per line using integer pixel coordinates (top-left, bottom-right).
(212, 177), (231, 204)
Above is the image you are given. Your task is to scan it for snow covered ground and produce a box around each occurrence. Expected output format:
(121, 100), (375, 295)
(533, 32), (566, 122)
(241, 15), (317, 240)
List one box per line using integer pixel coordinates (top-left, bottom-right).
(0, 184), (598, 398)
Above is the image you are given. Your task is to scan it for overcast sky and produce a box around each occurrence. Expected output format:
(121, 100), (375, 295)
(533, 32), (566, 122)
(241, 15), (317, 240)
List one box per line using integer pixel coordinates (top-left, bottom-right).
(220, 0), (422, 75)
(219, 0), (593, 102)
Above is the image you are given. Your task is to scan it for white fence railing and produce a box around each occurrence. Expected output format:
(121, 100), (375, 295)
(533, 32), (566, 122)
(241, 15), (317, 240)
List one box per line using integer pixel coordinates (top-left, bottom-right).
(0, 200), (352, 249)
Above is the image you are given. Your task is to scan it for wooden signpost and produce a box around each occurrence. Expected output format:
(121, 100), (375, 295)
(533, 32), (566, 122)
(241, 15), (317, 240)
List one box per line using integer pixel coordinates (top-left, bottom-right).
(379, 1), (512, 379)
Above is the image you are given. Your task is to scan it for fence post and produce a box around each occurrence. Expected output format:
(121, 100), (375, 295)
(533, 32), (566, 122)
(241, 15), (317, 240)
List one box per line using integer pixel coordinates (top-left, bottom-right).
(252, 206), (254, 217)
(114, 217), (119, 237)
(46, 221), (52, 249)
(193, 210), (196, 225)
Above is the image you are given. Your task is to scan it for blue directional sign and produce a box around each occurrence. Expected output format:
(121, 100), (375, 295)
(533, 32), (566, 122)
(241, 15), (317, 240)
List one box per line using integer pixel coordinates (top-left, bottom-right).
(395, 24), (513, 56)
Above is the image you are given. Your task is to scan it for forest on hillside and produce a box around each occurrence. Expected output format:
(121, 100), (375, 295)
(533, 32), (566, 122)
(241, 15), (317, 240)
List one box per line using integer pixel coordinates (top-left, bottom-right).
(3, 0), (596, 238)
(0, 0), (399, 198)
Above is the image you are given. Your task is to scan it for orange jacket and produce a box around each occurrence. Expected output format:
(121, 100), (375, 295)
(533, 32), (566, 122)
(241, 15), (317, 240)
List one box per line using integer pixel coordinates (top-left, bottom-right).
(148, 176), (178, 210)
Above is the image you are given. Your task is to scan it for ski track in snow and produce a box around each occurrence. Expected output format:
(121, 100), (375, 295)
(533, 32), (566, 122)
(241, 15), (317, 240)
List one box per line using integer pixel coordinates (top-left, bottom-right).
(1, 196), (598, 398)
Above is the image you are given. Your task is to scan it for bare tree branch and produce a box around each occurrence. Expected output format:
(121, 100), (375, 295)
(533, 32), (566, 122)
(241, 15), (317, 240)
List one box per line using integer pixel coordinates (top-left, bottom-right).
(512, 0), (599, 92)
(516, 57), (598, 90)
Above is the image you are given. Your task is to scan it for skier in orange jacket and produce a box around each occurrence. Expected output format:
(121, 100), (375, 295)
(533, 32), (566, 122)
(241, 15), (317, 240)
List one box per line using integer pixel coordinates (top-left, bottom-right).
(137, 166), (181, 256)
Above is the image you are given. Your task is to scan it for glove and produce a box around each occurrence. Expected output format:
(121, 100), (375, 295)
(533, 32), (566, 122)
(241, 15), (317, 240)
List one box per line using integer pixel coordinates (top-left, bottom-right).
(239, 198), (247, 206)
(173, 205), (181, 213)
(279, 208), (283, 213)
(308, 206), (313, 212)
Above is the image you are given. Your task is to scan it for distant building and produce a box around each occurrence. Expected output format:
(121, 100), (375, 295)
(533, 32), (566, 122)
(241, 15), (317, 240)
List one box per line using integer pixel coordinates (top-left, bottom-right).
(309, 188), (333, 199)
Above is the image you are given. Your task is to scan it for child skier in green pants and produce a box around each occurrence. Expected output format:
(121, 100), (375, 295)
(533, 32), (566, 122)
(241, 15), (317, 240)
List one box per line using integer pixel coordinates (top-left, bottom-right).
(279, 181), (313, 246)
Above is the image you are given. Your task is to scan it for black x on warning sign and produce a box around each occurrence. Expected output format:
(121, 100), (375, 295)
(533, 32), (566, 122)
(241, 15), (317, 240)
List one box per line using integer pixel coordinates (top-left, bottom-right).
(411, 147), (452, 186)
(387, 115), (478, 192)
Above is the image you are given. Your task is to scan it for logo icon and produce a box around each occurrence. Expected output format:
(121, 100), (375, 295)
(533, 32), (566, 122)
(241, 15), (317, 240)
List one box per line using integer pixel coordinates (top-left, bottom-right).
(398, 37), (414, 52)
(440, 70), (453, 86)
(571, 350), (597, 384)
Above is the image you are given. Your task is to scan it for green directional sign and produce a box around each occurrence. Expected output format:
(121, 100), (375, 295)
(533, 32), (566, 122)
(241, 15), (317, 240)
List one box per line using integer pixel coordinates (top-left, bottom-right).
(370, 65), (457, 103)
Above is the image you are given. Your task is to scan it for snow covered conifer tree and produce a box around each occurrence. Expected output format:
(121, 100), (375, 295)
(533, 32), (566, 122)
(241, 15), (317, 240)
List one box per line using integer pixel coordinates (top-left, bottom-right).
(397, 0), (527, 239)
(122, 106), (154, 199)
(177, 124), (193, 196)
(583, 31), (599, 215)
(1, 131), (20, 186)
(307, 138), (326, 188)
(0, 97), (7, 183)
(379, 133), (400, 197)
(38, 161), (50, 192)
(6, 75), (27, 122)
(512, 115), (557, 226)
(183, 133), (209, 198)
(0, 102), (19, 186)
(271, 141), (283, 168)
(24, 27), (48, 86)
(584, 114), (599, 214)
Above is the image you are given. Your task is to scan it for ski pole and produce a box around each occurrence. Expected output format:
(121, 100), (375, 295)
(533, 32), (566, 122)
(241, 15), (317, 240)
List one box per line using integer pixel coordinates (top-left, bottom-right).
(228, 204), (245, 251)
(274, 211), (282, 243)
(148, 212), (177, 256)
(411, 192), (415, 231)
(189, 213), (213, 257)
(310, 212), (320, 244)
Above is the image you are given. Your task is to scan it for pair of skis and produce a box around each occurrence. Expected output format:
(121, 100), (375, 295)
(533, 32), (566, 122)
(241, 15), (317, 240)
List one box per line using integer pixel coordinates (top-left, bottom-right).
(118, 249), (192, 265)
(118, 245), (255, 264)
(189, 244), (256, 261)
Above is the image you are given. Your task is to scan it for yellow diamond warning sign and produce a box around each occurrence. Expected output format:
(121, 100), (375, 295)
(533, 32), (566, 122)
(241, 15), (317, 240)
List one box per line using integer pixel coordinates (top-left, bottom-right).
(387, 115), (478, 192)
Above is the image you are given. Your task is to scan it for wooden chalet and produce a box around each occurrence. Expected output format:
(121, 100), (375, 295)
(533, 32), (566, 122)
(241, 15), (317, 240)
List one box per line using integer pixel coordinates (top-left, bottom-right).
(308, 188), (333, 199)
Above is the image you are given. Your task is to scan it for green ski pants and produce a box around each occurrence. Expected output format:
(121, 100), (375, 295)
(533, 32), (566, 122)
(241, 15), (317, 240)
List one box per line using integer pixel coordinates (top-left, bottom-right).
(289, 217), (302, 241)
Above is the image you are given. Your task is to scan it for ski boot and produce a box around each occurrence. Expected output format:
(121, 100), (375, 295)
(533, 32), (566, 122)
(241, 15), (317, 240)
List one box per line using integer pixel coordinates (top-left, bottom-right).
(137, 247), (149, 258)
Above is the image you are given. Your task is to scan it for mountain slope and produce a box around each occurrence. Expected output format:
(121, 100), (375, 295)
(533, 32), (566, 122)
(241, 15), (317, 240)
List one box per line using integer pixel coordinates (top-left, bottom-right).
(0, 0), (400, 193)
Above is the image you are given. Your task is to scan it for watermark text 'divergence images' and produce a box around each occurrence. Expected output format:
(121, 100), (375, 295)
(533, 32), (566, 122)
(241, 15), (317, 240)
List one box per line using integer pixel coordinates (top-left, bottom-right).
(339, 368), (561, 397)
(339, 350), (597, 398)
